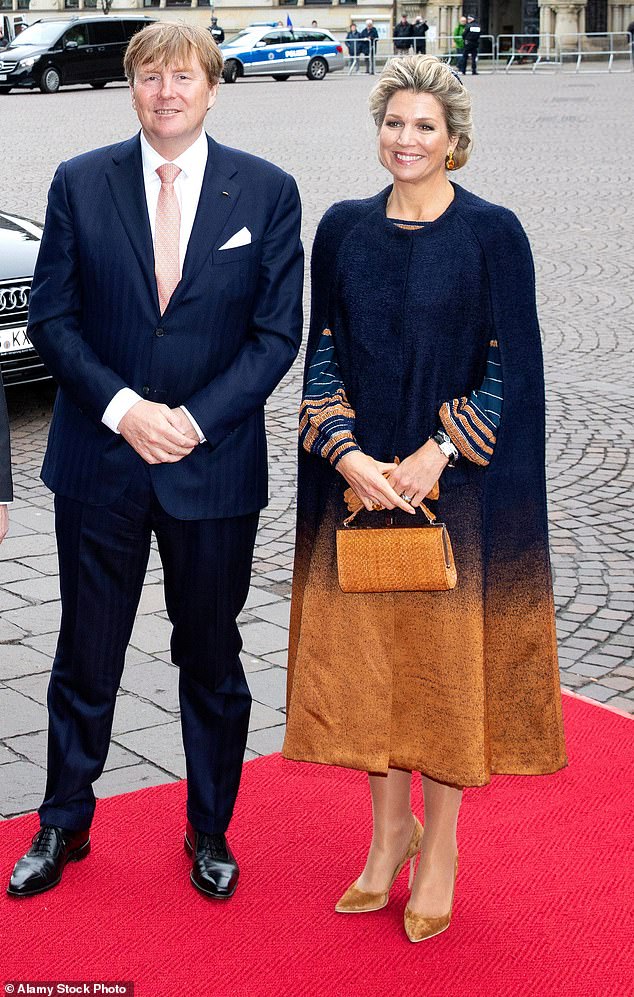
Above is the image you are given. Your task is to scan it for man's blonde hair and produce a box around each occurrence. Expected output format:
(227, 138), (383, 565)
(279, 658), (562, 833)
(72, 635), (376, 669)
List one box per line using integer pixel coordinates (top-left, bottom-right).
(369, 55), (473, 169)
(124, 22), (224, 87)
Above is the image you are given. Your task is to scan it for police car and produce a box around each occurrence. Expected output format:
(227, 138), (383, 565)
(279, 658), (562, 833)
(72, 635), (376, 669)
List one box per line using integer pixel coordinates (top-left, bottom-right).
(220, 23), (344, 83)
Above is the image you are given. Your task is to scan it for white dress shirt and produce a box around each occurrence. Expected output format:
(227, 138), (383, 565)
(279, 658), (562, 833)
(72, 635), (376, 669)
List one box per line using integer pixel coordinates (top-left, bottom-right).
(101, 129), (208, 441)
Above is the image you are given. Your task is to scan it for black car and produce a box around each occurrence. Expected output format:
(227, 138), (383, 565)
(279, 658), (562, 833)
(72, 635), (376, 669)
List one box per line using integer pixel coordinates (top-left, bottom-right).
(0, 210), (47, 386)
(0, 16), (153, 94)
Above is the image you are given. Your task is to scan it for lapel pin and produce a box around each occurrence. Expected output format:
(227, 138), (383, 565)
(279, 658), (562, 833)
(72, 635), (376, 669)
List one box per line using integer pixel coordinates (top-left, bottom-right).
(221, 191), (230, 197)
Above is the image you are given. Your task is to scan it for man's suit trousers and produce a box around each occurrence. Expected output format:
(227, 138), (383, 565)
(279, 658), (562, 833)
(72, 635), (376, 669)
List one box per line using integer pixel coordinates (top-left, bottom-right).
(38, 461), (259, 834)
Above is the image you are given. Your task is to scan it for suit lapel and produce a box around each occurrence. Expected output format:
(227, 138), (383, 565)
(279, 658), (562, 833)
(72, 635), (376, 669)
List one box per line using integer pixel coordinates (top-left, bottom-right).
(170, 136), (241, 305)
(105, 134), (159, 312)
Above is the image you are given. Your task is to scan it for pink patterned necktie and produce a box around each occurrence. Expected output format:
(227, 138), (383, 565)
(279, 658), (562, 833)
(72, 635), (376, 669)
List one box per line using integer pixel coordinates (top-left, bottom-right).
(155, 163), (182, 314)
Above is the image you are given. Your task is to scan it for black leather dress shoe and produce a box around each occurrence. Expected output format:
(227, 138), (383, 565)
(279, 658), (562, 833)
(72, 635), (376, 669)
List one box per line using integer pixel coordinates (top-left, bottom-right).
(7, 825), (91, 898)
(184, 820), (239, 899)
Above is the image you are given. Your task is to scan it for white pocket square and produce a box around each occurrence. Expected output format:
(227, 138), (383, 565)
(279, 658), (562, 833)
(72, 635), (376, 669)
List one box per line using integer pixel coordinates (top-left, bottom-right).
(218, 227), (252, 251)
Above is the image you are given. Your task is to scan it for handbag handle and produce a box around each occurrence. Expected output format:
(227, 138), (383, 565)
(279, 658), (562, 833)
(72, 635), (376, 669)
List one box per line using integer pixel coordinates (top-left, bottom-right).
(343, 499), (436, 528)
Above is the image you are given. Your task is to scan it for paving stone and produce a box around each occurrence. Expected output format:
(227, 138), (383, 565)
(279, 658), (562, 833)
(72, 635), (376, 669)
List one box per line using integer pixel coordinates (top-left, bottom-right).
(244, 587), (281, 609)
(601, 696), (634, 714)
(249, 701), (286, 732)
(240, 620), (289, 657)
(576, 684), (617, 703)
(119, 658), (179, 713)
(250, 599), (291, 629)
(114, 722), (186, 779)
(129, 614), (173, 655)
(0, 688), (49, 738)
(110, 693), (177, 736)
(136, 583), (167, 616)
(5, 728), (140, 774)
(94, 762), (178, 801)
(3, 600), (62, 635)
(247, 725), (286, 756)
(5, 574), (61, 603)
(0, 644), (53, 680)
(0, 563), (41, 585)
(0, 759), (46, 817)
(247, 667), (287, 711)
(569, 662), (613, 679)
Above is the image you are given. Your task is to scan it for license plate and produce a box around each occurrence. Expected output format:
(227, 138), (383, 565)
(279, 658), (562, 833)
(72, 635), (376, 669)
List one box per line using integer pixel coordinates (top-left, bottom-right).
(0, 75), (7, 81)
(0, 326), (32, 353)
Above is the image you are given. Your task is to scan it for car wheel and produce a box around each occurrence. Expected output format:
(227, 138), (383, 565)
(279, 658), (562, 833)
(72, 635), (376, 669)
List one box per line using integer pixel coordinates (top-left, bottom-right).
(90, 81), (108, 89)
(222, 60), (239, 84)
(306, 57), (327, 81)
(272, 74), (290, 82)
(40, 66), (61, 94)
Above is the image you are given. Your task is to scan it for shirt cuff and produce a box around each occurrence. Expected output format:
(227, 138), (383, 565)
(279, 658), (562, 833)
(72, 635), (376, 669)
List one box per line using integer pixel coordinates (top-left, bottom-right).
(180, 406), (206, 443)
(102, 388), (143, 434)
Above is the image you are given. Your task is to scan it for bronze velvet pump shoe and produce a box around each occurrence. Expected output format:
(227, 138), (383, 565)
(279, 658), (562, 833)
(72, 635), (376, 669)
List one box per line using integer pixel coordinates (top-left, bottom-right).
(403, 854), (459, 942)
(335, 816), (424, 914)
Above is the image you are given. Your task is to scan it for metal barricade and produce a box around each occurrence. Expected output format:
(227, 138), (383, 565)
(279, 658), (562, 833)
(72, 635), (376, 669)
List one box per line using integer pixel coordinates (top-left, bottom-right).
(497, 34), (560, 72)
(558, 32), (633, 73)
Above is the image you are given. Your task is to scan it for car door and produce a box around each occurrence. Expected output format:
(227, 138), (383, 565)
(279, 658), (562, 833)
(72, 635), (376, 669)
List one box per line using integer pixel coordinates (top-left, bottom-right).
(292, 30), (328, 71)
(59, 23), (94, 85)
(88, 20), (125, 82)
(252, 30), (294, 75)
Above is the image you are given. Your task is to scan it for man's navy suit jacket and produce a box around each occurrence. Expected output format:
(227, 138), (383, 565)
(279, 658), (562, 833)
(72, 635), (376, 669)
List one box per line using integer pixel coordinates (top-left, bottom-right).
(27, 133), (304, 520)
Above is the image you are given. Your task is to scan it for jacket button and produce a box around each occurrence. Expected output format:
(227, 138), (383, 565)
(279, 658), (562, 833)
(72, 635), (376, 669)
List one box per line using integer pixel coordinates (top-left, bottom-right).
(142, 386), (150, 396)
(155, 327), (165, 337)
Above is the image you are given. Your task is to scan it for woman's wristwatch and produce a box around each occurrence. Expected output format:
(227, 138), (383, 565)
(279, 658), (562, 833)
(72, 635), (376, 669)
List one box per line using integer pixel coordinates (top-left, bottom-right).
(430, 429), (460, 467)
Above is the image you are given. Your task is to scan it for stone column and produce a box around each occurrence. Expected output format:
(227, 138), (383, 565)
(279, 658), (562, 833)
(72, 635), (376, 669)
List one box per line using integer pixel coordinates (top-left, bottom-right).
(546, 0), (587, 41)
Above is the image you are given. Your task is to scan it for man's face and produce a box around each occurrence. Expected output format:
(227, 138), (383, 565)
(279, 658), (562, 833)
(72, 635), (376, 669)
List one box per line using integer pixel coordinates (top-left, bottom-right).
(131, 54), (218, 157)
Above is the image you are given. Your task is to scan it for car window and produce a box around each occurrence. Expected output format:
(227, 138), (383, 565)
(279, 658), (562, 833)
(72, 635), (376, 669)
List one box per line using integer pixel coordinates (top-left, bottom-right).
(262, 31), (294, 45)
(6, 21), (65, 48)
(123, 21), (149, 41)
(89, 21), (125, 45)
(64, 25), (90, 47)
(295, 31), (329, 42)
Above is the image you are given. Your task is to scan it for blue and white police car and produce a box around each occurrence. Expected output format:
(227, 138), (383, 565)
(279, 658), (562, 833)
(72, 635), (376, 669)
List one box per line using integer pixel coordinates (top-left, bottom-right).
(220, 23), (344, 83)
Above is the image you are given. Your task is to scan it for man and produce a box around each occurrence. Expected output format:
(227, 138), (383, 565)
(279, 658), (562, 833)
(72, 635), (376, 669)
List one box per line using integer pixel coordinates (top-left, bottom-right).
(208, 16), (224, 45)
(460, 15), (481, 75)
(360, 18), (379, 74)
(393, 14), (412, 55)
(453, 15), (467, 64)
(411, 15), (429, 55)
(8, 23), (303, 900)
(0, 373), (12, 543)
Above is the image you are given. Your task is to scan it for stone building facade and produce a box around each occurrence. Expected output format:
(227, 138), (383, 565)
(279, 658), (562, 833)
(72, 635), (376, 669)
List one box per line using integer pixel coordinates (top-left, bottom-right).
(2, 0), (633, 48)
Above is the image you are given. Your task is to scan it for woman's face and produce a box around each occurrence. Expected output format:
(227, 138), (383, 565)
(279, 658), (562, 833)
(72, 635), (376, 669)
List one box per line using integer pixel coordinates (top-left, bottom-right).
(379, 90), (456, 186)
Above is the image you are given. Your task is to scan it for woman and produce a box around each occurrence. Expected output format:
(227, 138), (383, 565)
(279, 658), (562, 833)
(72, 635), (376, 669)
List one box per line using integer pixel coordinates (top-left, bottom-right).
(283, 55), (567, 942)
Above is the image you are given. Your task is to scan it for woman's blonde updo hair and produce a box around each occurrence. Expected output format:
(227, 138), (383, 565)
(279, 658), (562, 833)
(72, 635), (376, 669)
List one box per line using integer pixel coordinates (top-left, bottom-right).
(369, 55), (473, 170)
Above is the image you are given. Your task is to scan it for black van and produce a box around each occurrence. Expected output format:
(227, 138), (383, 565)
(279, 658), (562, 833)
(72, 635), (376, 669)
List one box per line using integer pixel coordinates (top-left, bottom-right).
(0, 16), (154, 94)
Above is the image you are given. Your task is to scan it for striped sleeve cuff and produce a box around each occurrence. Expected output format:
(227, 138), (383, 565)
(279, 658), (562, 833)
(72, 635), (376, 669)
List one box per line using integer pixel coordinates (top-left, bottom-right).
(439, 397), (497, 467)
(299, 388), (360, 467)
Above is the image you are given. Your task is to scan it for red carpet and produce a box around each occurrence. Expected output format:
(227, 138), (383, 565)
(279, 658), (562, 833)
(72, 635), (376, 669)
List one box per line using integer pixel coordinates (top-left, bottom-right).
(1, 694), (632, 997)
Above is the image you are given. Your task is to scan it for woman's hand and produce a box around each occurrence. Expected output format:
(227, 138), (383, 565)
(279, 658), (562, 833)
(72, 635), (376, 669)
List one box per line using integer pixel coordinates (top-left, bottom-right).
(336, 451), (416, 514)
(386, 439), (449, 507)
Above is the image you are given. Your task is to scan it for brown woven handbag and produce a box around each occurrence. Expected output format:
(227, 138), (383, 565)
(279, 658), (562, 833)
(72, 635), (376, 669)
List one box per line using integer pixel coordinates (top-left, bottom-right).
(336, 494), (457, 594)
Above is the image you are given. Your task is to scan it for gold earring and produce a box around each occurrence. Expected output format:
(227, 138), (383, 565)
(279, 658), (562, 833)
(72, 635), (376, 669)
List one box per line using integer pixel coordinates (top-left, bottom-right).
(446, 150), (456, 171)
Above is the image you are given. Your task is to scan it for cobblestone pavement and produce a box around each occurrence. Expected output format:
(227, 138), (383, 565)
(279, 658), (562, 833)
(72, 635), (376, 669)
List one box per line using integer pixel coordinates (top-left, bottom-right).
(1, 72), (632, 819)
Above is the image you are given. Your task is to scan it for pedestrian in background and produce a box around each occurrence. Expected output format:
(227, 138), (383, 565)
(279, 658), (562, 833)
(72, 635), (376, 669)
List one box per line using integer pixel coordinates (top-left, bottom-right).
(460, 15), (481, 75)
(0, 372), (12, 544)
(284, 53), (566, 943)
(394, 14), (413, 55)
(208, 16), (224, 45)
(412, 16), (430, 55)
(453, 15), (467, 64)
(360, 19), (379, 74)
(346, 22), (362, 72)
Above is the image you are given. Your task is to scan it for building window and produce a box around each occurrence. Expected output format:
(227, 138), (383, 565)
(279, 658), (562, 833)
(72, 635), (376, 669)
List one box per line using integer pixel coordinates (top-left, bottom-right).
(585, 0), (607, 33)
(166, 0), (193, 6)
(143, 0), (161, 7)
(303, 0), (333, 6)
(63, 0), (79, 9)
